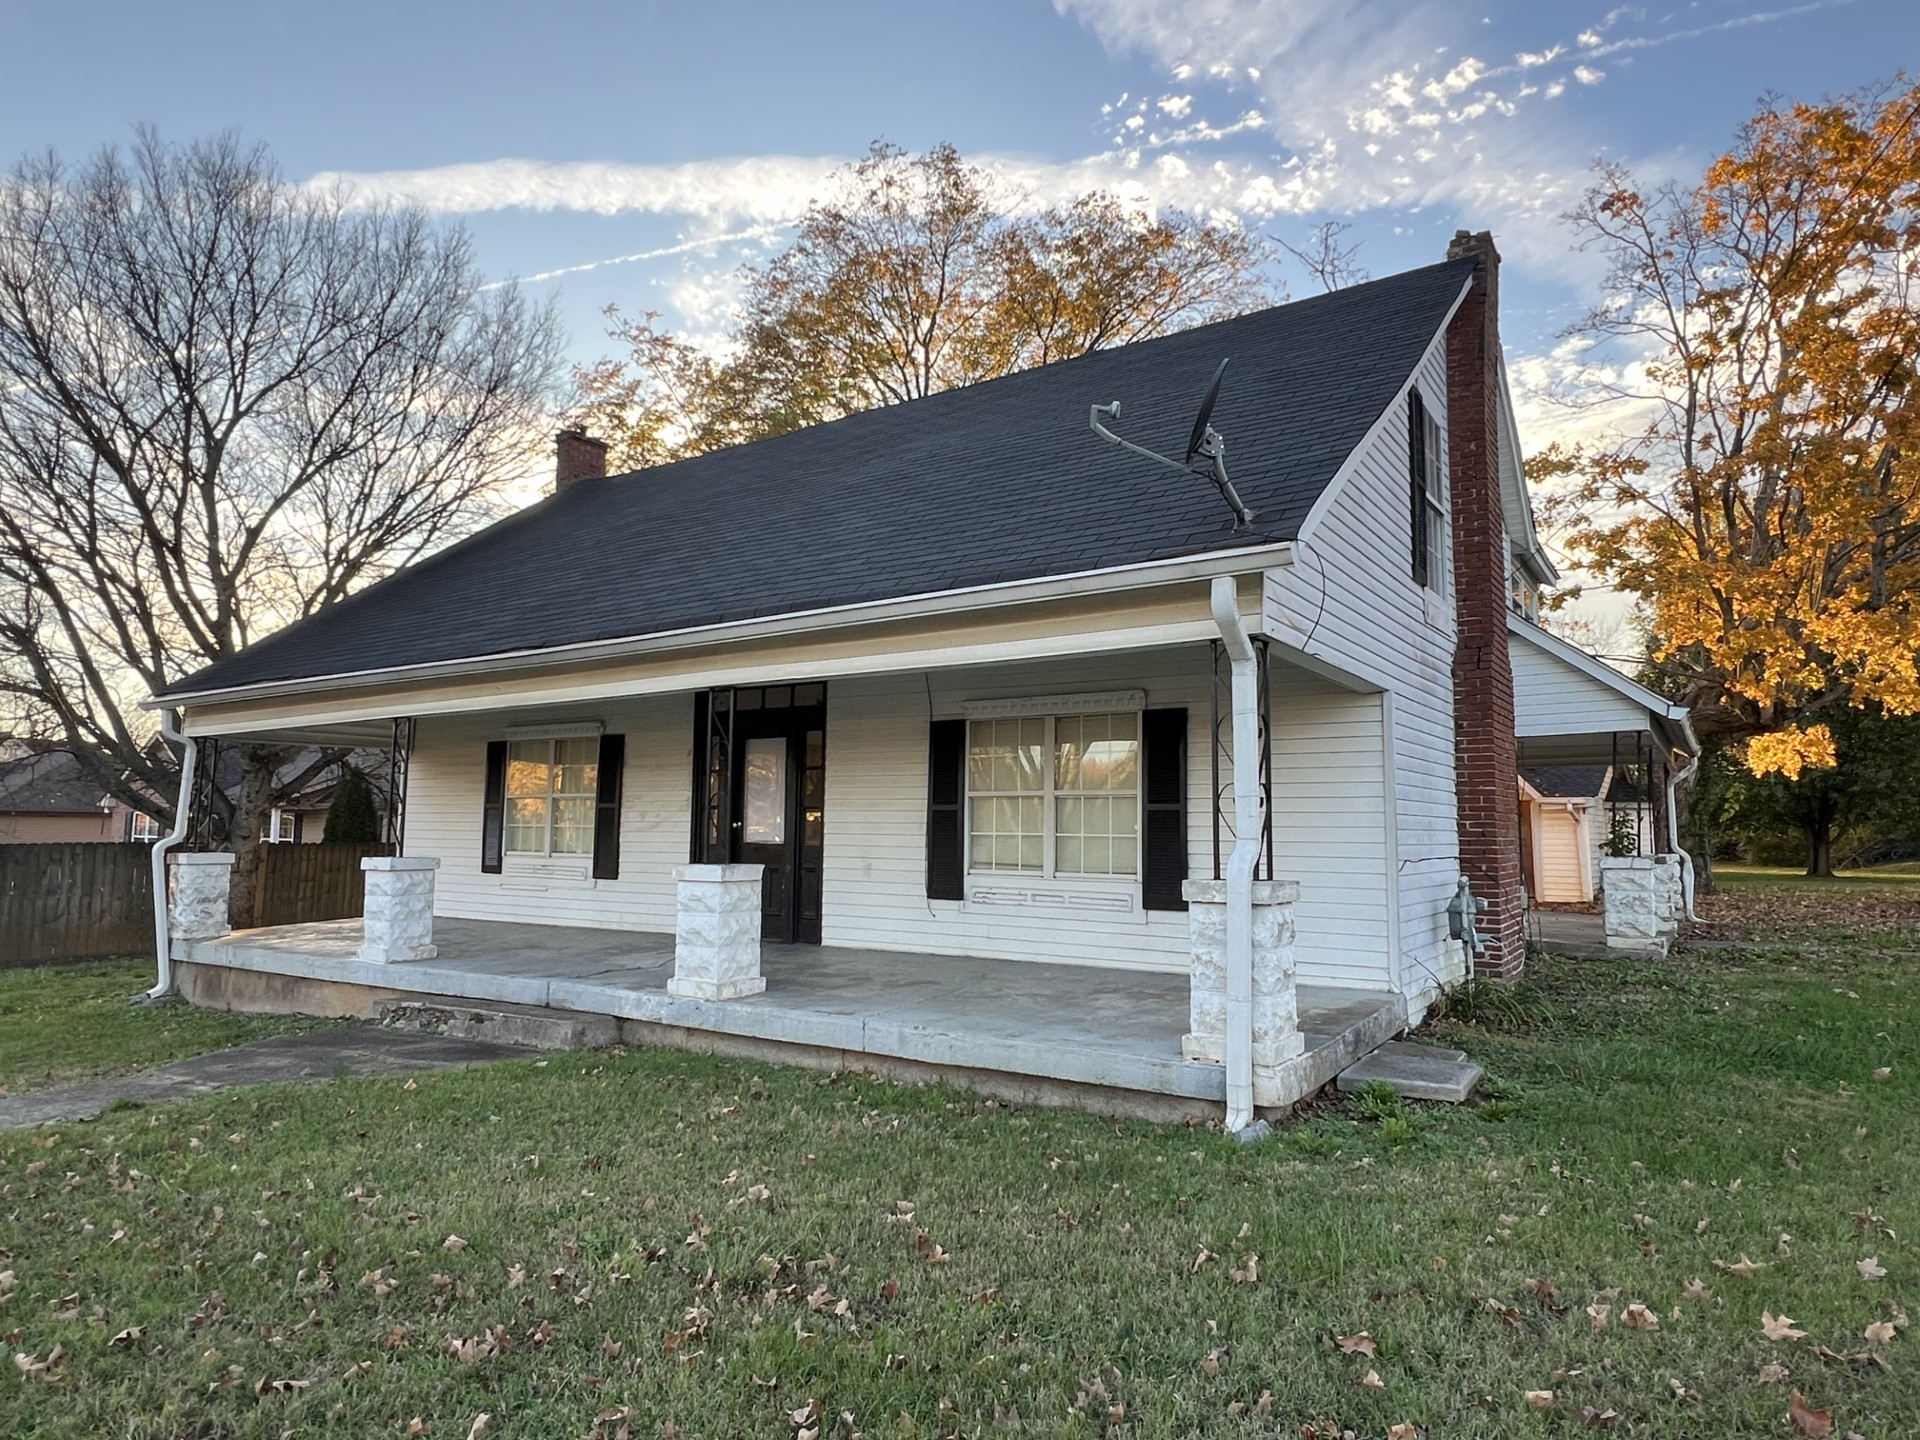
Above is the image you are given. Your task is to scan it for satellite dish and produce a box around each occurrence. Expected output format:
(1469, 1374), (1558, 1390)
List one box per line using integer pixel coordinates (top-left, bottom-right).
(1087, 356), (1257, 529)
(1185, 359), (1229, 465)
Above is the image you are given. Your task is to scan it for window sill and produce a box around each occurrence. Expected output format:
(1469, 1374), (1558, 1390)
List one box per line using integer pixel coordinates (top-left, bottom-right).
(963, 874), (1143, 919)
(1423, 590), (1451, 630)
(500, 855), (597, 890)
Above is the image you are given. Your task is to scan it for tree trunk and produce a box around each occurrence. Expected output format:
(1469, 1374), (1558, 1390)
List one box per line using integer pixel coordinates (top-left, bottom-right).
(1803, 802), (1837, 879)
(225, 748), (286, 927)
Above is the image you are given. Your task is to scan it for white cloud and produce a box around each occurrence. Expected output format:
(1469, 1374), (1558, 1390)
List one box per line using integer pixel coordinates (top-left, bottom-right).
(1573, 64), (1606, 85)
(1157, 93), (1194, 117)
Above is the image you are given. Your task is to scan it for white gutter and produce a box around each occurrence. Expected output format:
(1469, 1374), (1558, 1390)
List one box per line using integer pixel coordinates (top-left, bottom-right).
(1208, 575), (1259, 1136)
(142, 709), (198, 1003)
(1665, 750), (1702, 922)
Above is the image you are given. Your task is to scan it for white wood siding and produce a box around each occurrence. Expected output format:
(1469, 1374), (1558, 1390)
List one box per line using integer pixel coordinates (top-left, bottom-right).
(1511, 638), (1649, 737)
(409, 696), (693, 932)
(1268, 325), (1461, 1001)
(400, 645), (1392, 988)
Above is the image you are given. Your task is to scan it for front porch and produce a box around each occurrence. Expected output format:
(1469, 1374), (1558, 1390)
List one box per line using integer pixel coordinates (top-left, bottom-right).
(174, 918), (1408, 1121)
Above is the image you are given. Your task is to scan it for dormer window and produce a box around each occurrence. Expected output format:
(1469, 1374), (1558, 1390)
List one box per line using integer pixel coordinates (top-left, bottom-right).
(1408, 389), (1446, 592)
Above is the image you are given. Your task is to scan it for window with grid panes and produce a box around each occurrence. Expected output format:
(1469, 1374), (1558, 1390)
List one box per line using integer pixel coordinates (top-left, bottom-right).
(966, 712), (1140, 877)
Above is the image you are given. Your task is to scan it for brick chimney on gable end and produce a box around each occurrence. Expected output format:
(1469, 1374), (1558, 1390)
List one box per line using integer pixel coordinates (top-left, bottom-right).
(555, 428), (609, 492)
(1444, 229), (1527, 979)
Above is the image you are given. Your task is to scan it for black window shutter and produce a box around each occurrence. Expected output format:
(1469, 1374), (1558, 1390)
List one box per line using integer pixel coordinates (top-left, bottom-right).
(689, 691), (712, 863)
(1142, 707), (1189, 912)
(1408, 389), (1429, 586)
(925, 718), (966, 901)
(592, 733), (625, 880)
(481, 740), (507, 873)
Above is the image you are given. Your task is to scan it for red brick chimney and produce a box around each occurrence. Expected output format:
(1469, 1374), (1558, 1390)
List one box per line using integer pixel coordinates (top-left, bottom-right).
(1444, 229), (1526, 979)
(555, 428), (609, 492)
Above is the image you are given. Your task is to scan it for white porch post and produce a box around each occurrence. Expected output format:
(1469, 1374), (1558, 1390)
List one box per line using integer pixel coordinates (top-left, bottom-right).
(168, 852), (236, 942)
(1182, 878), (1305, 1100)
(359, 855), (440, 963)
(669, 863), (767, 1000)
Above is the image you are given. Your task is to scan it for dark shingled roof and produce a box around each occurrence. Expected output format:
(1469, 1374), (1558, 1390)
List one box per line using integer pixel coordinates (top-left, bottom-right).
(1522, 765), (1612, 799)
(162, 258), (1475, 699)
(0, 749), (111, 814)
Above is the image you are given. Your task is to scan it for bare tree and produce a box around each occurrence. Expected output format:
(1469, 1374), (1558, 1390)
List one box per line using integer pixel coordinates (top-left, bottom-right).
(1276, 221), (1369, 293)
(0, 130), (561, 919)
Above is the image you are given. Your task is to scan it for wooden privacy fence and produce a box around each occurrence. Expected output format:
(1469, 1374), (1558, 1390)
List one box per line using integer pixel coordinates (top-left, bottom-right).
(0, 843), (155, 967)
(250, 841), (393, 928)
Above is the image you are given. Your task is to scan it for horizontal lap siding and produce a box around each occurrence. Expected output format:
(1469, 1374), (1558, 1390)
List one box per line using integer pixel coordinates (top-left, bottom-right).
(1511, 641), (1649, 736)
(408, 698), (690, 932)
(821, 653), (1205, 972)
(1269, 328), (1459, 999)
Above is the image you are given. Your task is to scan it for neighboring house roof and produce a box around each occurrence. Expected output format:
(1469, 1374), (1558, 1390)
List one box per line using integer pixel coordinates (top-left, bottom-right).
(158, 257), (1479, 700)
(1521, 764), (1610, 799)
(0, 749), (111, 815)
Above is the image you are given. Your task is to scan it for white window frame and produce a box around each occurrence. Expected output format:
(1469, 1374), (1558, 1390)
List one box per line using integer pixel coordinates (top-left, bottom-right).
(127, 809), (163, 843)
(1416, 402), (1448, 598)
(503, 734), (599, 861)
(959, 694), (1146, 913)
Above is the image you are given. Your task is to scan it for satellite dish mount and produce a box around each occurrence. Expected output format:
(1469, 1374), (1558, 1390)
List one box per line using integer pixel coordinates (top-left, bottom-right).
(1088, 357), (1256, 529)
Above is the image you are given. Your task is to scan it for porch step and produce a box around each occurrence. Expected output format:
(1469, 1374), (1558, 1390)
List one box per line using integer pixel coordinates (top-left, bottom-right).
(376, 999), (617, 1053)
(1336, 1041), (1483, 1104)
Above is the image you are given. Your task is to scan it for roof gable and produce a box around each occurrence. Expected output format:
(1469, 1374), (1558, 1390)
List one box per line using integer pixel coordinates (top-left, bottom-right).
(162, 258), (1476, 700)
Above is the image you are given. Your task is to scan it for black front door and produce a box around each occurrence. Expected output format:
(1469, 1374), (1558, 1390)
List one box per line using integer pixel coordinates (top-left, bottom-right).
(726, 686), (825, 944)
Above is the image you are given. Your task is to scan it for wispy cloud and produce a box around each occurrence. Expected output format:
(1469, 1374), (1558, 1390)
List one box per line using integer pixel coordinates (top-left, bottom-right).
(477, 227), (787, 291)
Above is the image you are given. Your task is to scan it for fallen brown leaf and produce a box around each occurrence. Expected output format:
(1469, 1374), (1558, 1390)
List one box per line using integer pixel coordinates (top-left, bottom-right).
(1764, 1311), (1809, 1342)
(1335, 1331), (1377, 1357)
(1787, 1391), (1833, 1437)
(1856, 1257), (1887, 1281)
(1622, 1302), (1660, 1331)
(1524, 1389), (1556, 1410)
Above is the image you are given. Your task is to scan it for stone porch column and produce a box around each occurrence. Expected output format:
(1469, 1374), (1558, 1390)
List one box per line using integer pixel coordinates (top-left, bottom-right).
(359, 856), (440, 963)
(169, 852), (236, 942)
(1181, 879), (1306, 1092)
(669, 863), (767, 1001)
(1599, 855), (1675, 956)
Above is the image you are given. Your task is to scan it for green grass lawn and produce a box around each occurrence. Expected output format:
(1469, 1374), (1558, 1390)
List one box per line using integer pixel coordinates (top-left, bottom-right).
(2, 924), (1915, 1437)
(0, 959), (326, 1096)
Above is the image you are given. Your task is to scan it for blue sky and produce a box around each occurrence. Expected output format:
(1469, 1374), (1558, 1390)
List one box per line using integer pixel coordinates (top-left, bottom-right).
(3, 0), (1913, 594)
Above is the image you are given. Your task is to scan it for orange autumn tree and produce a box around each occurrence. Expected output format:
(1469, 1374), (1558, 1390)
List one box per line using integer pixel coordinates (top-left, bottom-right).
(570, 141), (1274, 470)
(1537, 79), (1920, 778)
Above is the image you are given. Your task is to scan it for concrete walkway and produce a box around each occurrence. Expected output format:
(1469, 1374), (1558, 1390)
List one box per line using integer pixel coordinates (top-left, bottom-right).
(0, 1027), (536, 1129)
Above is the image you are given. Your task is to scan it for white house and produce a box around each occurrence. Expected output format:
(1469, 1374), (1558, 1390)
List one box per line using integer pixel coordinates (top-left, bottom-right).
(145, 232), (1689, 1125)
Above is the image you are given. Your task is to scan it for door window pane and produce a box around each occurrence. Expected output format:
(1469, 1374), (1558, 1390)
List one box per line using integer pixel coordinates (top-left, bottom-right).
(743, 737), (787, 844)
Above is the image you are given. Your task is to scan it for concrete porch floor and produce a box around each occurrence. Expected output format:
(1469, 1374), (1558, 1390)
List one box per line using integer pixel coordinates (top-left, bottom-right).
(176, 918), (1408, 1117)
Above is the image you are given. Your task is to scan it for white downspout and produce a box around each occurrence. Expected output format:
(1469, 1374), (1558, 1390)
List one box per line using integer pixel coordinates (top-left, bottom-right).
(142, 709), (198, 1003)
(1665, 751), (1701, 922)
(1209, 576), (1260, 1135)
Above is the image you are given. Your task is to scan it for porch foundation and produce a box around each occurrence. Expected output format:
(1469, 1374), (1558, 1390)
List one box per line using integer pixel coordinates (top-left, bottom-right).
(168, 852), (236, 941)
(359, 856), (441, 963)
(668, 864), (767, 1001)
(1180, 878), (1306, 1102)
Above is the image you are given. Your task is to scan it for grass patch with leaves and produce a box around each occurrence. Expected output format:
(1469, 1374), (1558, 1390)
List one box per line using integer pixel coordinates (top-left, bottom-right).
(0, 960), (327, 1097)
(2, 930), (1914, 1437)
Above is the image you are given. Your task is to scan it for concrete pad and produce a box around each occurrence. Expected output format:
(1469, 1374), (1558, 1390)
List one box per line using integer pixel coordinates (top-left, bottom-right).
(0, 1027), (537, 1129)
(1336, 1040), (1483, 1103)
